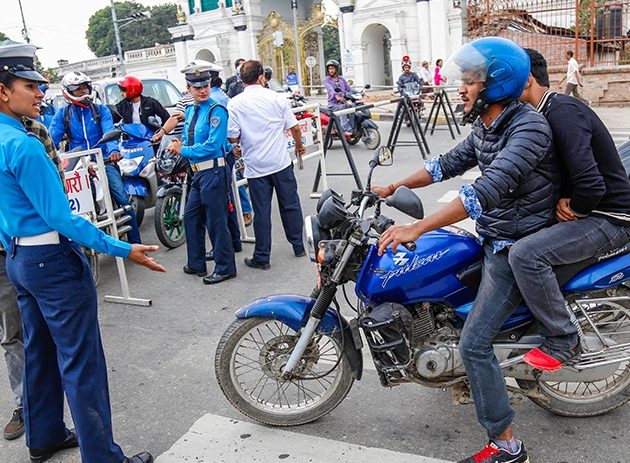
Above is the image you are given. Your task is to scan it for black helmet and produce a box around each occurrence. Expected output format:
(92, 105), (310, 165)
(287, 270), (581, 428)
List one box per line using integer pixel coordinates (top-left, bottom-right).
(326, 59), (340, 71)
(263, 66), (273, 81)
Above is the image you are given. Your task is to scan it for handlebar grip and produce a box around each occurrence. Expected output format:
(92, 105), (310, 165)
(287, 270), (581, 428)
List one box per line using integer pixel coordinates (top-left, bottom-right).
(402, 241), (416, 252)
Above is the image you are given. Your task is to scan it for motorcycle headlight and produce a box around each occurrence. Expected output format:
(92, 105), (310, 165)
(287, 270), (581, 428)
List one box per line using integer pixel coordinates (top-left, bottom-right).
(317, 195), (348, 230)
(119, 156), (143, 175)
(303, 215), (330, 263)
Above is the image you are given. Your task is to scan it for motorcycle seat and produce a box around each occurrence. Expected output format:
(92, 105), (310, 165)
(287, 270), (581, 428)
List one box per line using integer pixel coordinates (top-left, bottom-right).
(457, 242), (630, 290)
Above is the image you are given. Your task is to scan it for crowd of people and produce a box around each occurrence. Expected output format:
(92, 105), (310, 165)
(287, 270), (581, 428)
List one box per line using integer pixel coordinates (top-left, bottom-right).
(0, 32), (624, 463)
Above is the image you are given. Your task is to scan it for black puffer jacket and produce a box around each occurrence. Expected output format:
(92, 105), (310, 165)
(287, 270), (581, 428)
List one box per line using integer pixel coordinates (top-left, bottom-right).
(438, 100), (559, 241)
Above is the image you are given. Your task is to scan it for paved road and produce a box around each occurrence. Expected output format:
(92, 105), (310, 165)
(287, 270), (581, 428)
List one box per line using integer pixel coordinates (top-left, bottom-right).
(1, 120), (629, 463)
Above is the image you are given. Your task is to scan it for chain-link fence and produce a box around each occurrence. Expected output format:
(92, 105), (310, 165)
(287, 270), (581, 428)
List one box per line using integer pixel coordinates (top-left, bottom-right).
(467, 0), (630, 67)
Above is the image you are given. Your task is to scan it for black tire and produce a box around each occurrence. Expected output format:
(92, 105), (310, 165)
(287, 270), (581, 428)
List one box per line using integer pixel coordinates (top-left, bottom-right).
(324, 133), (334, 150)
(154, 190), (186, 249)
(363, 127), (381, 150)
(130, 195), (145, 227)
(215, 317), (355, 426)
(347, 129), (361, 145)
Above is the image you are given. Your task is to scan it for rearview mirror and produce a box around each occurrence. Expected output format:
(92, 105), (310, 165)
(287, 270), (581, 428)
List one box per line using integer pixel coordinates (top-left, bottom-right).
(386, 186), (424, 220)
(377, 146), (393, 166)
(96, 129), (122, 146)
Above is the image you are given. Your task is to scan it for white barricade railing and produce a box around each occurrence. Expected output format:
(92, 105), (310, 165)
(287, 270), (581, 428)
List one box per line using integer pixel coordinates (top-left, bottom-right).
(231, 102), (326, 243)
(59, 149), (151, 307)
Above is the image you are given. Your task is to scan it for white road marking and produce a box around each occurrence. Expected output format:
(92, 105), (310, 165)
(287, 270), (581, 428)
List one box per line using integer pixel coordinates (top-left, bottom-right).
(156, 413), (453, 463)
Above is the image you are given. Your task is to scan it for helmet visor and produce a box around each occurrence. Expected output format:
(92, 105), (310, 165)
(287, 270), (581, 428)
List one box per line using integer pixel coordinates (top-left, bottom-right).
(441, 43), (488, 86)
(66, 82), (92, 93)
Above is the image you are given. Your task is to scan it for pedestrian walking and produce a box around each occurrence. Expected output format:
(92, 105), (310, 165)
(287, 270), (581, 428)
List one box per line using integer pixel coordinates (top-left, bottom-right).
(227, 60), (306, 270)
(167, 61), (237, 285)
(558, 50), (588, 104)
(0, 40), (165, 463)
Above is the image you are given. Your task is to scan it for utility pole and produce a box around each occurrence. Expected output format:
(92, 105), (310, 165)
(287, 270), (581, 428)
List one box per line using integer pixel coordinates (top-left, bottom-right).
(18, 0), (30, 43)
(291, 0), (304, 89)
(110, 0), (126, 76)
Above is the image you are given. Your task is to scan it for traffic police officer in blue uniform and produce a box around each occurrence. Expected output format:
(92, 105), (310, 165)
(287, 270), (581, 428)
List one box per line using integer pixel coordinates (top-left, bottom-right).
(0, 41), (164, 463)
(168, 62), (237, 284)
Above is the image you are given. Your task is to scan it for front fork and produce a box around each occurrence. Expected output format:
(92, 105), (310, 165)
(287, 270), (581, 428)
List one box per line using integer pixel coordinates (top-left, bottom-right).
(281, 241), (357, 377)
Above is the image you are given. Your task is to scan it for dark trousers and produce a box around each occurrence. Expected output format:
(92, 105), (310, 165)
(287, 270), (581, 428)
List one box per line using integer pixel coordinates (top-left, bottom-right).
(247, 165), (304, 263)
(184, 165), (236, 275)
(6, 238), (124, 463)
(509, 216), (630, 348)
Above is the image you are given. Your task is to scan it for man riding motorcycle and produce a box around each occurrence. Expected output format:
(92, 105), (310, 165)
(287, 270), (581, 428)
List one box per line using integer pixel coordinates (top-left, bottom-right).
(376, 37), (558, 463)
(50, 71), (142, 244)
(323, 59), (355, 136)
(396, 56), (423, 95)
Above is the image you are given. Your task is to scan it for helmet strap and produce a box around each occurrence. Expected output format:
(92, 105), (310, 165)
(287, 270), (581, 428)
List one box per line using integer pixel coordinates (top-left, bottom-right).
(461, 88), (490, 125)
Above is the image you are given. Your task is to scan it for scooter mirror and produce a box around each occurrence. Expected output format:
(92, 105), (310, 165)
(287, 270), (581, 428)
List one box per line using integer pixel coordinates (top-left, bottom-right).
(97, 129), (122, 146)
(377, 146), (393, 166)
(386, 186), (424, 220)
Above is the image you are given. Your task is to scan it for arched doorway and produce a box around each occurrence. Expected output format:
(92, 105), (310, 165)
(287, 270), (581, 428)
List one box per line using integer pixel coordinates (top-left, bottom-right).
(360, 24), (392, 87)
(195, 49), (217, 63)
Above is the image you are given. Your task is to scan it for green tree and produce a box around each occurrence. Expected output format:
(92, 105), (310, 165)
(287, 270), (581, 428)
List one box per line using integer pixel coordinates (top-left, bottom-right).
(86, 2), (178, 57)
(322, 25), (341, 64)
(0, 31), (10, 42)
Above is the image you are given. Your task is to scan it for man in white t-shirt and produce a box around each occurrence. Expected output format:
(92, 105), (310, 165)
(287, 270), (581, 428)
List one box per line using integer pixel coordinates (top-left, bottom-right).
(558, 50), (588, 104)
(227, 60), (306, 270)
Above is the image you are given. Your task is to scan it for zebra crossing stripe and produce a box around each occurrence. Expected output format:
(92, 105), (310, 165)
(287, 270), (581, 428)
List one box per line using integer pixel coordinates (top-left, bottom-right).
(156, 413), (453, 463)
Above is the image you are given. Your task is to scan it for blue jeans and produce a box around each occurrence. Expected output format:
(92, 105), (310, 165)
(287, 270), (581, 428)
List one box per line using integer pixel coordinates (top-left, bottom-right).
(105, 163), (141, 244)
(459, 244), (521, 439)
(247, 165), (304, 263)
(236, 171), (252, 214)
(509, 216), (630, 348)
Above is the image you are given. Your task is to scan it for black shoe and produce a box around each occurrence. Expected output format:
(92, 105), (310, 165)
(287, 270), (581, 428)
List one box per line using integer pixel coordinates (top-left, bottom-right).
(122, 452), (154, 463)
(205, 251), (215, 261)
(233, 243), (243, 253)
(183, 265), (207, 277)
(244, 257), (270, 270)
(457, 441), (529, 463)
(203, 272), (237, 285)
(29, 430), (78, 463)
(294, 249), (306, 258)
(4, 408), (24, 440)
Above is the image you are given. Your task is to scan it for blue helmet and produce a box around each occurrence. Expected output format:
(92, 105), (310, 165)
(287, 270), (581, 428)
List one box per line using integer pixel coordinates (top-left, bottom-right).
(442, 37), (530, 122)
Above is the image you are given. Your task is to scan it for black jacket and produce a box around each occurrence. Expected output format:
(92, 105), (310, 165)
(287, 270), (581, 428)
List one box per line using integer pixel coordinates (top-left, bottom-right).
(115, 95), (170, 131)
(438, 100), (559, 240)
(541, 92), (630, 225)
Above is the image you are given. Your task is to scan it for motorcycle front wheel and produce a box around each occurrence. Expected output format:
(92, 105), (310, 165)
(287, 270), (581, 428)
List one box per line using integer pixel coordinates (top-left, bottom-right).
(154, 190), (186, 249)
(215, 317), (355, 426)
(129, 195), (145, 227)
(362, 127), (381, 150)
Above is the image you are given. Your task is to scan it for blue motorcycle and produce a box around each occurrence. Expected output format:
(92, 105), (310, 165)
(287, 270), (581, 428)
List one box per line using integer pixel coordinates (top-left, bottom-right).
(117, 123), (160, 227)
(215, 147), (630, 426)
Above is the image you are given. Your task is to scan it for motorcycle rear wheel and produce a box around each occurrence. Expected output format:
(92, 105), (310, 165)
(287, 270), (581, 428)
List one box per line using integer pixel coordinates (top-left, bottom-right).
(517, 295), (630, 417)
(154, 190), (186, 249)
(130, 195), (145, 227)
(215, 317), (354, 426)
(363, 127), (381, 150)
(347, 130), (361, 145)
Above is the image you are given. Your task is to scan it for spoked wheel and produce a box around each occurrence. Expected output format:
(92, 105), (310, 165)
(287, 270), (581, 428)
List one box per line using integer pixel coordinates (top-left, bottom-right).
(154, 190), (186, 249)
(517, 295), (630, 417)
(215, 317), (354, 426)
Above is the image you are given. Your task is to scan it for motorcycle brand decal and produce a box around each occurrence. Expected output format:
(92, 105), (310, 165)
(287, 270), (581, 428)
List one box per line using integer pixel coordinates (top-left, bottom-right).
(210, 116), (221, 128)
(392, 252), (409, 266)
(379, 249), (450, 287)
(597, 246), (628, 262)
(609, 272), (625, 284)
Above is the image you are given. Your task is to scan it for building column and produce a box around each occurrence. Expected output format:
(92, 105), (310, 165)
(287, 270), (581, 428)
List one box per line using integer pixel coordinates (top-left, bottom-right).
(168, 23), (195, 89)
(416, 0), (432, 63)
(338, 3), (355, 80)
(429, 0), (449, 62)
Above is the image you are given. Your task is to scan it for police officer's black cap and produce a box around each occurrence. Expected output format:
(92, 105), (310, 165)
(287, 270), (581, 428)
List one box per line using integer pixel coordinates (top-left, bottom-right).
(0, 41), (48, 83)
(185, 70), (211, 88)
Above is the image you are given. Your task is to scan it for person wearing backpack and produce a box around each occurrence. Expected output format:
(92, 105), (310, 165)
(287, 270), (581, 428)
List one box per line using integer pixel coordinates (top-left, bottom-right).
(49, 71), (141, 244)
(166, 62), (237, 285)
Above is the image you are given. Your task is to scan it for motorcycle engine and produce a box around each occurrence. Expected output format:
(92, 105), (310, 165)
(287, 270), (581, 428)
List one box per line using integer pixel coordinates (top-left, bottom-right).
(414, 342), (464, 379)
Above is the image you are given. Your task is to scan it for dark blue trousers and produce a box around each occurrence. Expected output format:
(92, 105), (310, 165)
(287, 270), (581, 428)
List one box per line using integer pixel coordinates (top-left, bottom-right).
(184, 165), (236, 275)
(247, 164), (305, 263)
(6, 238), (124, 463)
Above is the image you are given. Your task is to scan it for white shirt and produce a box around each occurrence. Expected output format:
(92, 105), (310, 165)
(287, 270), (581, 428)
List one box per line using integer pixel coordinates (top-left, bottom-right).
(418, 66), (432, 84)
(566, 57), (580, 85)
(227, 85), (298, 179)
(132, 101), (141, 124)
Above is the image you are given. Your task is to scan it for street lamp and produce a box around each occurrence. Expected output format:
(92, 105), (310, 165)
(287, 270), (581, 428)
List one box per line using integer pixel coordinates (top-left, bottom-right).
(291, 0), (304, 90)
(109, 0), (151, 76)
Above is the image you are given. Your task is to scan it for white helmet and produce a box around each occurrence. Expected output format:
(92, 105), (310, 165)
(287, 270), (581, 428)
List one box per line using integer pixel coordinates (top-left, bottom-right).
(61, 71), (94, 107)
(180, 59), (223, 75)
